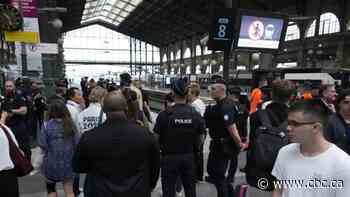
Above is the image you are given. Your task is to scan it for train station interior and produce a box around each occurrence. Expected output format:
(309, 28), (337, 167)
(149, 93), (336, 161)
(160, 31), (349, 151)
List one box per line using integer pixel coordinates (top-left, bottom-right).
(1, 0), (350, 196)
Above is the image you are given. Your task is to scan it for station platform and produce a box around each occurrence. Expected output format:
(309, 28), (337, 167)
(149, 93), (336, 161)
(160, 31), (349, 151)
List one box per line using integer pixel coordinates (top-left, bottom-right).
(20, 111), (251, 197)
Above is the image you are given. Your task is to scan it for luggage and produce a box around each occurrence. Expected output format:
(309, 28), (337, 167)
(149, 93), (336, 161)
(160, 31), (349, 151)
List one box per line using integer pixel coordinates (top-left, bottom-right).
(234, 184), (248, 197)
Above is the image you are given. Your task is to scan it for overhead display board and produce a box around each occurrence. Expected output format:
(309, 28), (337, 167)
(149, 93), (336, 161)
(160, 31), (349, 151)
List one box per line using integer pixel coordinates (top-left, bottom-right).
(234, 10), (288, 52)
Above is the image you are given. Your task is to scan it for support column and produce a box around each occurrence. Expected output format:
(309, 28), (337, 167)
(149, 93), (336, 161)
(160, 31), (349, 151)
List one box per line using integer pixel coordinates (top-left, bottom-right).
(189, 39), (194, 74)
(180, 41), (184, 75)
(222, 0), (233, 80)
(159, 48), (164, 74)
(39, 0), (62, 96)
(145, 43), (148, 74)
(134, 38), (137, 75)
(130, 37), (133, 73)
(336, 0), (347, 68)
(139, 40), (142, 78)
(167, 48), (171, 75)
(192, 39), (197, 75)
(152, 45), (154, 74)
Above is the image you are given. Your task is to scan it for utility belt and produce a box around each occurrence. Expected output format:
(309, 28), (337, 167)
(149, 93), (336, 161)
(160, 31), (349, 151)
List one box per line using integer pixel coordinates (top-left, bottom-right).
(211, 137), (233, 144)
(211, 137), (239, 156)
(161, 150), (195, 156)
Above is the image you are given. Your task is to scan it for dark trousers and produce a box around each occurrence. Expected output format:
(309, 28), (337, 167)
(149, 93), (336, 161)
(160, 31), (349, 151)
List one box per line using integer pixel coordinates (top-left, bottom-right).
(10, 123), (31, 160)
(194, 135), (205, 181)
(207, 142), (234, 197)
(73, 174), (81, 196)
(161, 154), (196, 197)
(227, 154), (239, 182)
(0, 169), (19, 197)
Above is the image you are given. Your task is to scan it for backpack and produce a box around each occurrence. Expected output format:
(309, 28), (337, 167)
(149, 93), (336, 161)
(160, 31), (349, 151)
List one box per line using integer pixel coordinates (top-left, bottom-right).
(233, 102), (249, 139)
(252, 109), (289, 172)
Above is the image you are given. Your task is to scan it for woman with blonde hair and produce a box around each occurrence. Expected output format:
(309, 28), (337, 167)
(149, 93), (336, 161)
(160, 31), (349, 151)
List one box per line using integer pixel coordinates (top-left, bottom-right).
(77, 86), (108, 134)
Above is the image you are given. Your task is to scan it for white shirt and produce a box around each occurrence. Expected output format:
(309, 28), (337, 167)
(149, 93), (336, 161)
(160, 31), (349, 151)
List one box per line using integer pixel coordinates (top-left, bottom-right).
(77, 103), (106, 134)
(272, 143), (350, 197)
(191, 98), (206, 116)
(0, 124), (19, 171)
(66, 100), (82, 130)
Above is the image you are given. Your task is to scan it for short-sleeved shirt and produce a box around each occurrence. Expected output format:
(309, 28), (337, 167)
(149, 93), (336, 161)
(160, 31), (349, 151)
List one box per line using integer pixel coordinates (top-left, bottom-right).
(272, 143), (350, 197)
(204, 97), (237, 139)
(77, 103), (106, 134)
(250, 88), (262, 114)
(154, 103), (205, 155)
(2, 93), (27, 126)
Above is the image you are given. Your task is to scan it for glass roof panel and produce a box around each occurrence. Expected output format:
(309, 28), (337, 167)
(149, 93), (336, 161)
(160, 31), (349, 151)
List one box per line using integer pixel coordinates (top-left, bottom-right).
(124, 4), (134, 11)
(107, 0), (117, 4)
(119, 11), (128, 17)
(81, 0), (143, 25)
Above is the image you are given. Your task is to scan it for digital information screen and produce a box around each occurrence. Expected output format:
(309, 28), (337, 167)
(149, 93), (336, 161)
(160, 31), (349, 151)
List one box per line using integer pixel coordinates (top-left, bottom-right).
(237, 15), (285, 49)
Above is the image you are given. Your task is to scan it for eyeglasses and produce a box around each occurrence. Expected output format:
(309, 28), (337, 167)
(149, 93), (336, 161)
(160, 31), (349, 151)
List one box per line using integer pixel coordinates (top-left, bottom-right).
(342, 100), (350, 104)
(287, 120), (317, 127)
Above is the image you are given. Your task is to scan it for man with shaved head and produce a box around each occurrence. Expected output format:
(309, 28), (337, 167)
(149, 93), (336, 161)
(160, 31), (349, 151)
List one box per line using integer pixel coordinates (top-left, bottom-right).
(73, 91), (160, 197)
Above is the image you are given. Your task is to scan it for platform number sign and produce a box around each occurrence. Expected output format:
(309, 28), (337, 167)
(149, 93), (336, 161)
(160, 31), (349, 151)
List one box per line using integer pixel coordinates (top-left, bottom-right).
(208, 9), (233, 51)
(216, 18), (229, 41)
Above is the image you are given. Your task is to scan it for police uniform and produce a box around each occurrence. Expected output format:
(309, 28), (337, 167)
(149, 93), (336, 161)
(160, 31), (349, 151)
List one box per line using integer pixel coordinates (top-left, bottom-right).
(204, 96), (238, 197)
(2, 91), (31, 159)
(153, 80), (205, 197)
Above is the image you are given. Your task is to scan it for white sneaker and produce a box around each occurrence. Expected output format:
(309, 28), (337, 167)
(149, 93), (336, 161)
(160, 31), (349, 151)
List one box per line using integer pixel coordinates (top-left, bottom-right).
(176, 190), (184, 197)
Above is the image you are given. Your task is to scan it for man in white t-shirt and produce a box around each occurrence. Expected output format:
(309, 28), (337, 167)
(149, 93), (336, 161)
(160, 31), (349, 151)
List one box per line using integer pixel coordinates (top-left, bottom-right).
(272, 100), (350, 197)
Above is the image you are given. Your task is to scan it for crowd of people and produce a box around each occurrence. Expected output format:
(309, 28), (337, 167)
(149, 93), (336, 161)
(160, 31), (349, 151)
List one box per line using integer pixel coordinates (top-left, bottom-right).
(0, 73), (350, 197)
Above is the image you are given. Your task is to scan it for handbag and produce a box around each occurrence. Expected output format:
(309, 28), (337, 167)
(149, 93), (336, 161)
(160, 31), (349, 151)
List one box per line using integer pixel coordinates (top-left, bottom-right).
(0, 124), (33, 177)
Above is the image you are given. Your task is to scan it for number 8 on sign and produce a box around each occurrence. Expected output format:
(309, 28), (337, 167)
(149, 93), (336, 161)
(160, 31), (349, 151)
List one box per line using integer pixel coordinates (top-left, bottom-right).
(218, 24), (226, 38)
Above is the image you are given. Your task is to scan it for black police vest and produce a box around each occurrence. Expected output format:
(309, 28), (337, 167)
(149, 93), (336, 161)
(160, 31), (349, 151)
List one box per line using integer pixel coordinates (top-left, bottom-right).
(161, 104), (199, 155)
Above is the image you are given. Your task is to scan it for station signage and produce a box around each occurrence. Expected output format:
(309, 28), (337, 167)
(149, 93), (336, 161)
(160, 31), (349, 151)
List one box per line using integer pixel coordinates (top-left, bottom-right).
(208, 8), (234, 51)
(5, 0), (40, 43)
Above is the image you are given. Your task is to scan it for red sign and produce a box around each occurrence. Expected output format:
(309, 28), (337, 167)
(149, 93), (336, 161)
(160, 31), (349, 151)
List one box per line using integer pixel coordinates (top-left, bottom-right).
(11, 0), (37, 18)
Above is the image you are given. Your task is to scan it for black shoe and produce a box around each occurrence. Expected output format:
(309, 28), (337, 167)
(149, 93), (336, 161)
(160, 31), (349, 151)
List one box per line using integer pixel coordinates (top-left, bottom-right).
(205, 176), (215, 184)
(226, 176), (235, 183)
(197, 177), (203, 182)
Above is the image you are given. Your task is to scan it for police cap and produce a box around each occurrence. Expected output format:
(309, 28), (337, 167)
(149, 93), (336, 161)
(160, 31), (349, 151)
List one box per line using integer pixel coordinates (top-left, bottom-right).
(211, 75), (226, 85)
(172, 79), (188, 97)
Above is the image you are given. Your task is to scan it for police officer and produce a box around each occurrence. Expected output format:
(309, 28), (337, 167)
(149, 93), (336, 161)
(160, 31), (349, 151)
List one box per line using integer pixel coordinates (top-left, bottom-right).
(154, 79), (205, 197)
(204, 78), (247, 197)
(0, 80), (30, 159)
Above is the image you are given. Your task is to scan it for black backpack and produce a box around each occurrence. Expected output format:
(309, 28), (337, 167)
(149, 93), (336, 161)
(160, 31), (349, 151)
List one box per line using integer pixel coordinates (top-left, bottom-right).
(233, 102), (249, 139)
(253, 109), (289, 172)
